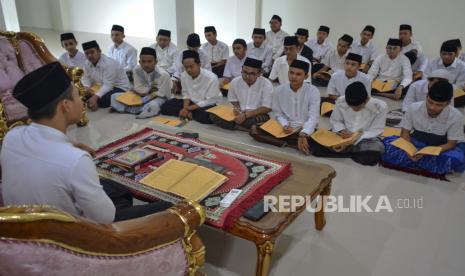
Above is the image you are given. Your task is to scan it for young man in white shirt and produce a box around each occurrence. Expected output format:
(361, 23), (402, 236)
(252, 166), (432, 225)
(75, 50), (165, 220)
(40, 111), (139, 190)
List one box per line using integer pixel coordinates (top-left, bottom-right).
(211, 57), (273, 130)
(172, 33), (212, 93)
(295, 28), (314, 62)
(58, 32), (86, 68)
(202, 26), (229, 78)
(265, 14), (289, 60)
(424, 40), (465, 90)
(223, 39), (248, 86)
(81, 40), (131, 110)
(150, 29), (177, 75)
(251, 60), (319, 155)
(107, 25), (137, 81)
(161, 50), (221, 124)
(312, 34), (353, 87)
(402, 69), (450, 112)
(368, 38), (412, 100)
(382, 81), (465, 176)
(351, 25), (378, 73)
(247, 28), (273, 76)
(326, 53), (372, 101)
(306, 25), (333, 65)
(311, 81), (387, 166)
(1, 62), (171, 223)
(269, 36), (311, 84)
(110, 47), (171, 118)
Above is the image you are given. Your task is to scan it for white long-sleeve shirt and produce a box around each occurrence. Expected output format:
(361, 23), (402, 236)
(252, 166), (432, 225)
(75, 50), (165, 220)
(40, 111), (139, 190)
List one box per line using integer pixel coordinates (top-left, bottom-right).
(81, 54), (131, 98)
(351, 40), (379, 64)
(173, 49), (211, 80)
(401, 39), (423, 55)
(201, 40), (229, 63)
(181, 68), (221, 107)
(133, 65), (171, 98)
(107, 41), (137, 72)
(59, 51), (87, 68)
(228, 76), (273, 111)
(322, 49), (349, 72)
(402, 79), (454, 112)
(265, 29), (289, 60)
(424, 58), (465, 88)
(330, 97), (387, 143)
(327, 71), (372, 97)
(246, 42), (273, 74)
(368, 54), (413, 88)
(223, 55), (247, 79)
(149, 42), (178, 75)
(305, 38), (334, 62)
(272, 82), (320, 135)
(269, 54), (311, 84)
(1, 123), (115, 223)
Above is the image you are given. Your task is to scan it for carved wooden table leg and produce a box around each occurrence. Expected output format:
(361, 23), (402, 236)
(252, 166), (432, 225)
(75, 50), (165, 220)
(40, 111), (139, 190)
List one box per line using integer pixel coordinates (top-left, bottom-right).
(315, 183), (332, 231)
(255, 240), (275, 276)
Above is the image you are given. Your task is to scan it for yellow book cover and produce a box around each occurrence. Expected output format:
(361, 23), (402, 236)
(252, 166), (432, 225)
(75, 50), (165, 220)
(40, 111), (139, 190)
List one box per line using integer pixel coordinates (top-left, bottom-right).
(372, 80), (398, 92)
(390, 137), (442, 156)
(454, 88), (465, 98)
(206, 105), (236, 122)
(320, 102), (335, 116)
(260, 119), (299, 138)
(222, 82), (231, 90)
(139, 159), (228, 201)
(116, 91), (143, 106)
(382, 127), (402, 137)
(90, 84), (101, 94)
(310, 128), (361, 148)
(152, 116), (184, 127)
(359, 64), (366, 70)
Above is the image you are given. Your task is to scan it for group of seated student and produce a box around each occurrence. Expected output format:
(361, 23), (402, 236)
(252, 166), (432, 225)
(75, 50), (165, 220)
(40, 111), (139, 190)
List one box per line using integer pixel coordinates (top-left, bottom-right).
(49, 16), (465, 178)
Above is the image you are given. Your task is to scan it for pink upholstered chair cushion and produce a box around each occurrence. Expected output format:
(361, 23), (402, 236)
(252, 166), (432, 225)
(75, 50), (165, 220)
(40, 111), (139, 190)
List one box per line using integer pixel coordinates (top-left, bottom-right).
(18, 40), (45, 74)
(0, 239), (188, 276)
(0, 89), (28, 122)
(0, 37), (24, 94)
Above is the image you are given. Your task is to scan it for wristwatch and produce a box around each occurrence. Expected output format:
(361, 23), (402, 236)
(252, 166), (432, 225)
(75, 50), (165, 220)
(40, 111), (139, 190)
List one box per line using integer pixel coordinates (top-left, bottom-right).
(299, 132), (308, 138)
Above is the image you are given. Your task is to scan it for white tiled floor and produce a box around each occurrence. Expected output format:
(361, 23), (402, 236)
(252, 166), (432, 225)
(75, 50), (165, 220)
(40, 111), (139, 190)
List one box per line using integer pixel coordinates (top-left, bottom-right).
(20, 27), (465, 276)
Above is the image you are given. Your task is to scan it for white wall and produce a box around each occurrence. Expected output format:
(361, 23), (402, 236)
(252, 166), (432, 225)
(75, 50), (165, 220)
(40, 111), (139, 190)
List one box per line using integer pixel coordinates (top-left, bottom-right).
(15, 0), (52, 29)
(261, 0), (465, 58)
(194, 0), (238, 45)
(0, 0), (20, 31)
(154, 0), (177, 44)
(67, 0), (155, 38)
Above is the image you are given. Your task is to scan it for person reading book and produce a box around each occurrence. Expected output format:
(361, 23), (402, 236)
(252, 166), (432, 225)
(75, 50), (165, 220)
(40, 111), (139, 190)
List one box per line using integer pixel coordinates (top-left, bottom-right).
(250, 59), (319, 155)
(310, 81), (387, 166)
(312, 34), (353, 87)
(210, 57), (273, 130)
(110, 47), (171, 118)
(161, 50), (221, 124)
(368, 38), (412, 100)
(382, 81), (465, 175)
(1, 62), (171, 223)
(324, 53), (371, 107)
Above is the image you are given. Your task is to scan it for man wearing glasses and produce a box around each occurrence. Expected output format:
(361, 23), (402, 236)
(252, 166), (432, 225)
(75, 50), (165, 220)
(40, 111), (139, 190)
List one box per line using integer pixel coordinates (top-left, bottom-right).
(210, 57), (273, 130)
(368, 38), (412, 100)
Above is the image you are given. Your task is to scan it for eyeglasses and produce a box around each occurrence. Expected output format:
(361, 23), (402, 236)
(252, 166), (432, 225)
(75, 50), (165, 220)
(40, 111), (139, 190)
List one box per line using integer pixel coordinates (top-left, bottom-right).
(241, 71), (259, 77)
(386, 46), (400, 51)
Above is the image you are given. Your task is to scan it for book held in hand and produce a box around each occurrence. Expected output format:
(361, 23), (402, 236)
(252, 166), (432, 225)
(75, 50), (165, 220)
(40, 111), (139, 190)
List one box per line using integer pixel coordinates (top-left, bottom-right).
(206, 105), (236, 122)
(116, 91), (143, 106)
(390, 137), (442, 157)
(260, 119), (299, 138)
(320, 102), (335, 116)
(371, 80), (399, 93)
(382, 127), (402, 137)
(139, 159), (228, 201)
(310, 128), (362, 148)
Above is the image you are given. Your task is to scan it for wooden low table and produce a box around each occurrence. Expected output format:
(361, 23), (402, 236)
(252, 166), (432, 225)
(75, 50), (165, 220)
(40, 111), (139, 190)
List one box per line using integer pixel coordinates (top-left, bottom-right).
(227, 156), (335, 276)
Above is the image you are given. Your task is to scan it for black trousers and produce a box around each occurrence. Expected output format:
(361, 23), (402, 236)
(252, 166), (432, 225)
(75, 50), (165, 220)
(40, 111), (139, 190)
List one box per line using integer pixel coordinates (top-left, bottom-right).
(101, 178), (172, 222)
(98, 87), (125, 108)
(161, 98), (215, 124)
(212, 63), (226, 78)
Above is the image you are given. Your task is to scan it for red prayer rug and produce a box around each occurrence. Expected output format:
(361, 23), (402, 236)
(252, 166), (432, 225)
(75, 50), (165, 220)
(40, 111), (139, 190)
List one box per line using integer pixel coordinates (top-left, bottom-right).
(95, 127), (292, 229)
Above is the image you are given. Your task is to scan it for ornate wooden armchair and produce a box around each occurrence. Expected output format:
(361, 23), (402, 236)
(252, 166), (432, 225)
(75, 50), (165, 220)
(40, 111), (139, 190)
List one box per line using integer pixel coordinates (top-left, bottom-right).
(0, 201), (206, 276)
(0, 31), (88, 142)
